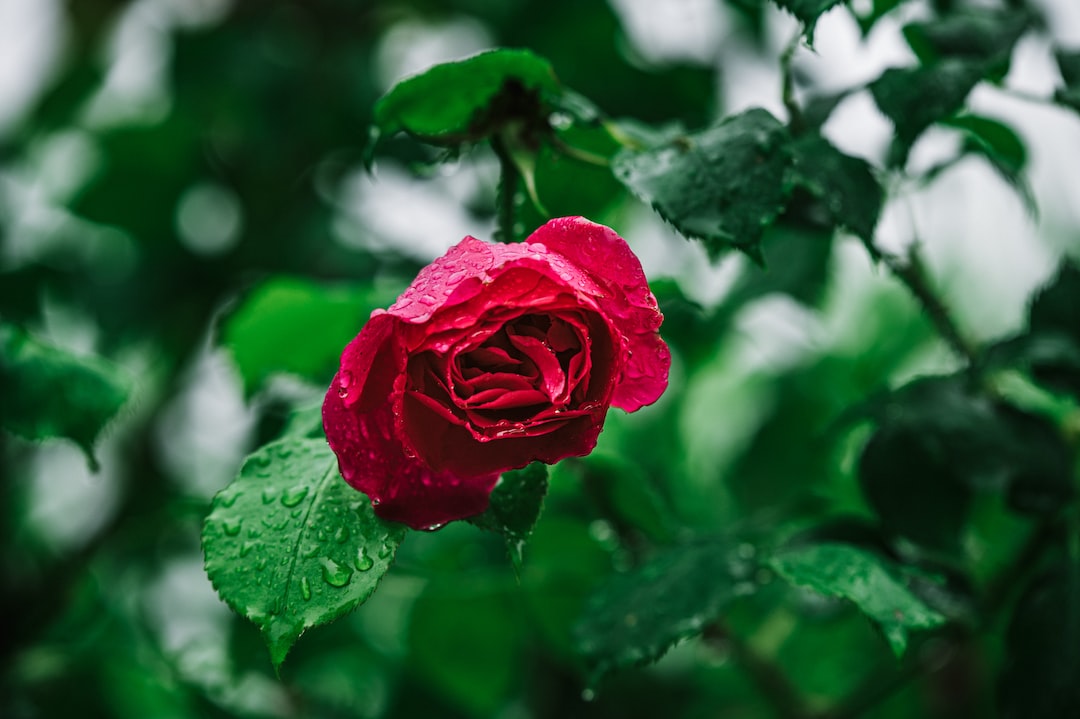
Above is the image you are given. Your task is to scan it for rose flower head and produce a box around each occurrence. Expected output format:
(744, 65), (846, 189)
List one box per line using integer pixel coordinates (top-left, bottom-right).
(322, 216), (670, 530)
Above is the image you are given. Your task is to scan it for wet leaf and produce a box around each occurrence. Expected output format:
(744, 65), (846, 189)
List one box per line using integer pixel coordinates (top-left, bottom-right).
(574, 536), (756, 682)
(469, 463), (549, 568)
(768, 542), (946, 656)
(202, 438), (406, 670)
(370, 48), (561, 152)
(786, 134), (884, 244)
(613, 108), (792, 260)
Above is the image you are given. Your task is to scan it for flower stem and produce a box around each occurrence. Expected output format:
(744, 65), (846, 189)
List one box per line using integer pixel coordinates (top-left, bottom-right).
(492, 135), (520, 244)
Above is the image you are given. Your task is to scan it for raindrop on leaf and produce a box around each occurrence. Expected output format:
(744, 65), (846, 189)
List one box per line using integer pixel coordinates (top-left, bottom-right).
(281, 486), (309, 507)
(321, 557), (353, 588)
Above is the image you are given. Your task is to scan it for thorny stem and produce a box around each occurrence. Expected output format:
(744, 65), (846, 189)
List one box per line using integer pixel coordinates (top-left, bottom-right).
(868, 241), (979, 365)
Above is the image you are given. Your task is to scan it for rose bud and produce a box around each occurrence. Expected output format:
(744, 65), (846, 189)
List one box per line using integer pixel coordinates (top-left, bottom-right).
(322, 216), (670, 530)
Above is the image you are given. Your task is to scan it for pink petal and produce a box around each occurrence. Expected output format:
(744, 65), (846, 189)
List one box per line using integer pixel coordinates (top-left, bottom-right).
(526, 217), (670, 412)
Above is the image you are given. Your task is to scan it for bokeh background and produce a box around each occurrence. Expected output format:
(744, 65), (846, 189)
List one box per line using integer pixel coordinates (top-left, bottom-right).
(2, 0), (1079, 717)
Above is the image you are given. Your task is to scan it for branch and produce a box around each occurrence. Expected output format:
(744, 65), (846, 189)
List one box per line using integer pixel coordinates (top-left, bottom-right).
(873, 243), (979, 365)
(704, 622), (811, 719)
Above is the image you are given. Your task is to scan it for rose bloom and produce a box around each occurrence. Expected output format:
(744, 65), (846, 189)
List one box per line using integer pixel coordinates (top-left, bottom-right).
(322, 216), (669, 529)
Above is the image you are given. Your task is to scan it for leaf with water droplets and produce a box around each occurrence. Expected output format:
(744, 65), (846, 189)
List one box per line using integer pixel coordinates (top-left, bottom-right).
(612, 108), (792, 261)
(767, 542), (946, 656)
(202, 438), (407, 671)
(574, 536), (758, 684)
(0, 322), (131, 470)
(468, 463), (549, 569)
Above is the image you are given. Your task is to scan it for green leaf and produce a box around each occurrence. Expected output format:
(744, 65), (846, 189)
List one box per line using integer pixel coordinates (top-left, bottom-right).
(468, 463), (549, 569)
(202, 438), (406, 670)
(902, 10), (1030, 71)
(574, 537), (756, 682)
(786, 134), (884, 243)
(941, 114), (1032, 210)
(986, 260), (1080, 399)
(999, 557), (1080, 718)
(221, 276), (400, 395)
(870, 61), (984, 166)
(0, 323), (130, 469)
(858, 425), (972, 553)
(613, 108), (792, 260)
(1055, 50), (1080, 112)
(859, 374), (1075, 516)
(370, 48), (561, 151)
(768, 543), (946, 656)
(771, 0), (847, 41)
(853, 0), (905, 35)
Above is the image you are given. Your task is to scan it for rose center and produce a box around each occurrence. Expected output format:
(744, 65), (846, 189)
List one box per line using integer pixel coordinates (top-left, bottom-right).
(449, 313), (588, 425)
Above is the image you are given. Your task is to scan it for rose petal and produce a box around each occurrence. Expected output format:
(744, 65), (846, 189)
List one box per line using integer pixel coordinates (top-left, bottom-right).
(526, 216), (670, 411)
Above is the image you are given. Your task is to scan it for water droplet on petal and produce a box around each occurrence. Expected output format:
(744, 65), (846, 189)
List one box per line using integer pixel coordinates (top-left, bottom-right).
(355, 547), (374, 571)
(281, 486), (309, 507)
(321, 557), (353, 588)
(300, 576), (312, 601)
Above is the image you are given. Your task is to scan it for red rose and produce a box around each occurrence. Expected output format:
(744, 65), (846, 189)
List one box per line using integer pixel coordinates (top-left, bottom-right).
(322, 216), (670, 530)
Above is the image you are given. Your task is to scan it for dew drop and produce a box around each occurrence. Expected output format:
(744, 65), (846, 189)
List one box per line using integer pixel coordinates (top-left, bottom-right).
(338, 370), (354, 389)
(281, 486), (309, 507)
(355, 547), (374, 572)
(239, 540), (257, 557)
(261, 487), (279, 504)
(255, 557), (267, 571)
(223, 518), (243, 536)
(321, 557), (353, 588)
(301, 543), (319, 559)
(218, 489), (241, 508)
(377, 543), (392, 559)
(334, 526), (350, 544)
(300, 576), (312, 601)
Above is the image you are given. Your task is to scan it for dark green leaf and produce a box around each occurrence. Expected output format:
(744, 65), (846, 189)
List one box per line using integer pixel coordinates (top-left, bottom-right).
(202, 438), (406, 670)
(902, 10), (1030, 71)
(574, 537), (756, 681)
(370, 48), (560, 150)
(859, 425), (972, 553)
(221, 276), (400, 395)
(469, 463), (549, 567)
(1030, 260), (1080, 337)
(0, 323), (130, 468)
(941, 115), (1032, 210)
(999, 558), (1080, 718)
(786, 134), (884, 243)
(987, 261), (1080, 398)
(1056, 50), (1080, 112)
(870, 61), (984, 166)
(771, 0), (847, 41)
(854, 0), (905, 35)
(859, 375), (1075, 516)
(768, 542), (946, 655)
(613, 108), (792, 260)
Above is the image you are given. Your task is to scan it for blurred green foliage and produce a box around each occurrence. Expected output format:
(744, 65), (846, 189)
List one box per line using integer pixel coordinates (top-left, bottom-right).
(3, 0), (1080, 718)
